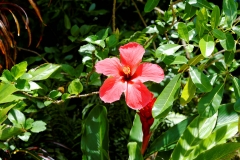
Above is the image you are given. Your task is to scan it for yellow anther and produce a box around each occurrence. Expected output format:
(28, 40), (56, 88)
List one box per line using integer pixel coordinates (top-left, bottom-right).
(123, 66), (131, 75)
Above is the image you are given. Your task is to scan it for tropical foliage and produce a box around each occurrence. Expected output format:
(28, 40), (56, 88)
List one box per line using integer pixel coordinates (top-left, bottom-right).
(0, 0), (240, 159)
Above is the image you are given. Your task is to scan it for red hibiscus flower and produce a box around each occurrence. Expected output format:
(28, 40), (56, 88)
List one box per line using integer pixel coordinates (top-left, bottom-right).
(95, 42), (164, 110)
(138, 96), (156, 154)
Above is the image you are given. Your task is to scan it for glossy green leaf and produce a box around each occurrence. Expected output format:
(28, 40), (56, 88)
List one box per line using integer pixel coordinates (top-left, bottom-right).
(0, 70), (14, 82)
(183, 3), (197, 20)
(229, 60), (240, 72)
(189, 66), (212, 92)
(129, 113), (142, 144)
(180, 77), (196, 106)
(146, 116), (195, 156)
(170, 113), (217, 160)
(195, 15), (205, 37)
(223, 0), (237, 27)
(199, 34), (215, 57)
(212, 29), (226, 40)
(187, 122), (238, 159)
(106, 34), (118, 48)
(156, 44), (181, 56)
(10, 61), (27, 80)
(194, 143), (240, 160)
(79, 44), (96, 54)
(15, 79), (30, 90)
(215, 103), (238, 130)
(210, 6), (220, 29)
(152, 74), (181, 119)
(232, 77), (240, 99)
(143, 25), (159, 34)
(224, 51), (235, 64)
(0, 95), (25, 104)
(127, 142), (143, 160)
(198, 83), (224, 117)
(81, 105), (109, 160)
(0, 83), (18, 104)
(0, 126), (24, 141)
(61, 64), (76, 77)
(0, 103), (17, 124)
(220, 32), (235, 51)
(234, 98), (240, 112)
(162, 55), (188, 65)
(178, 54), (204, 72)
(232, 25), (240, 37)
(96, 28), (109, 40)
(18, 132), (31, 141)
(28, 64), (60, 81)
(144, 0), (160, 13)
(84, 35), (105, 48)
(70, 24), (80, 36)
(30, 121), (46, 133)
(68, 79), (83, 95)
(178, 22), (189, 43)
(8, 109), (26, 128)
(187, 0), (213, 10)
(64, 14), (71, 29)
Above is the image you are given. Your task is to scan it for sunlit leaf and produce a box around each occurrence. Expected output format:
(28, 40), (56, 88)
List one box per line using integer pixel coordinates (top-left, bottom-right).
(198, 83), (224, 117)
(199, 34), (215, 57)
(127, 142), (143, 160)
(210, 5), (220, 29)
(180, 77), (196, 106)
(189, 66), (212, 92)
(178, 22), (189, 43)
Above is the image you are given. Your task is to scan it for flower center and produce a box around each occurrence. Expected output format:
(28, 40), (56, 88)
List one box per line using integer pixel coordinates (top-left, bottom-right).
(123, 66), (130, 75)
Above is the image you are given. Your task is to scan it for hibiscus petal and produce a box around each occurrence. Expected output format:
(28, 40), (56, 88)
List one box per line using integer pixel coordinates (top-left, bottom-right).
(119, 42), (145, 74)
(132, 63), (164, 83)
(95, 57), (122, 77)
(125, 81), (152, 110)
(99, 77), (126, 103)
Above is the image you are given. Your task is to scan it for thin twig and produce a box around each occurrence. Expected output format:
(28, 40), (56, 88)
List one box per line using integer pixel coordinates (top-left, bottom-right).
(17, 47), (49, 63)
(181, 40), (190, 59)
(131, 0), (147, 27)
(21, 91), (99, 104)
(112, 0), (116, 33)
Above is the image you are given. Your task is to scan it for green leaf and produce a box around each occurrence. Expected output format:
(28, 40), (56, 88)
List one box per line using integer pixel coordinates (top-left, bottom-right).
(232, 77), (240, 99)
(152, 74), (181, 119)
(15, 79), (30, 90)
(212, 29), (226, 40)
(178, 22), (189, 43)
(170, 113), (218, 160)
(194, 143), (240, 160)
(129, 114), (142, 145)
(223, 0), (237, 28)
(198, 84), (224, 117)
(106, 34), (118, 48)
(70, 24), (80, 36)
(64, 14), (71, 29)
(49, 90), (62, 99)
(146, 116), (195, 156)
(0, 83), (18, 104)
(156, 44), (181, 56)
(8, 109), (26, 128)
(61, 64), (76, 77)
(180, 77), (196, 106)
(162, 56), (188, 65)
(84, 35), (105, 48)
(96, 28), (109, 40)
(224, 51), (235, 64)
(1, 70), (14, 82)
(210, 6), (220, 29)
(79, 43), (96, 54)
(189, 66), (212, 92)
(220, 33), (235, 51)
(81, 105), (109, 160)
(199, 34), (215, 57)
(234, 98), (240, 112)
(183, 3), (197, 20)
(187, 0), (213, 10)
(18, 132), (31, 141)
(232, 25), (240, 37)
(0, 103), (17, 124)
(215, 103), (238, 130)
(11, 61), (27, 80)
(68, 79), (83, 95)
(187, 122), (238, 159)
(127, 142), (143, 160)
(143, 25), (159, 34)
(0, 126), (24, 141)
(0, 95), (25, 104)
(30, 121), (46, 133)
(178, 54), (204, 72)
(144, 0), (160, 12)
(28, 64), (60, 81)
(25, 118), (34, 130)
